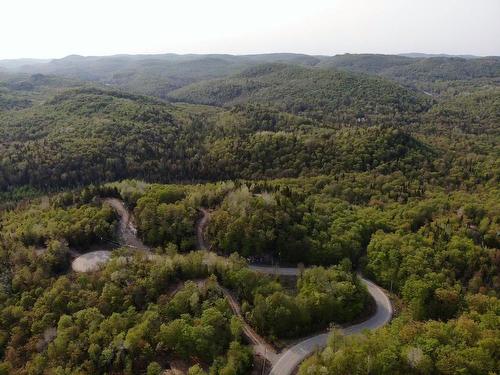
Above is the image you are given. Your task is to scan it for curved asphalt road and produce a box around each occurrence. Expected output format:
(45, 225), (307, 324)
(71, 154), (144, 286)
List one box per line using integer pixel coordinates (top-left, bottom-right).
(197, 206), (393, 374)
(92, 202), (392, 374)
(269, 277), (392, 375)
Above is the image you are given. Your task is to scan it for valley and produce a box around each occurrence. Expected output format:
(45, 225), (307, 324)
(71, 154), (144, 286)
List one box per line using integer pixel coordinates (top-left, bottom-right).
(0, 52), (498, 375)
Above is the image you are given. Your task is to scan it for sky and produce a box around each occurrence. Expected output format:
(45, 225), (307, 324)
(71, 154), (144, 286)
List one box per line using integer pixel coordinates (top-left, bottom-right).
(1, 0), (499, 59)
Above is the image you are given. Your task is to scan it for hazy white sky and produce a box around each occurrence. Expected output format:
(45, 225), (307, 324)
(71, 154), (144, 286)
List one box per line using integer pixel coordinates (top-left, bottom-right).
(1, 0), (499, 59)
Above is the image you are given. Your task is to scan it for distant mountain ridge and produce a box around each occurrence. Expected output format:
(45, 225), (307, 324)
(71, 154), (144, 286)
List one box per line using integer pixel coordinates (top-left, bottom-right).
(1, 53), (498, 99)
(0, 53), (323, 98)
(0, 58), (50, 71)
(398, 52), (481, 59)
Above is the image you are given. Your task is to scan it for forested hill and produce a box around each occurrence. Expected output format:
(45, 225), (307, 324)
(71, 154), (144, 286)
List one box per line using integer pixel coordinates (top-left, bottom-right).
(426, 88), (500, 133)
(1, 53), (321, 98)
(168, 63), (431, 122)
(319, 54), (500, 94)
(319, 54), (415, 74)
(0, 52), (498, 375)
(4, 53), (498, 100)
(319, 54), (500, 80)
(0, 53), (498, 192)
(0, 72), (83, 110)
(0, 87), (432, 190)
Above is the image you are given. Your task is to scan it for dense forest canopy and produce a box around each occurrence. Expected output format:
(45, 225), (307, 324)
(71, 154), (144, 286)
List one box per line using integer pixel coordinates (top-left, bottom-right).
(0, 52), (498, 374)
(0, 85), (435, 190)
(167, 63), (431, 122)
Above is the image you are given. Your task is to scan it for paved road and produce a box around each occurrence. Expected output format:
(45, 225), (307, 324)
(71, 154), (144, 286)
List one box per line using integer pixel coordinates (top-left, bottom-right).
(249, 265), (299, 276)
(198, 205), (393, 373)
(269, 277), (392, 375)
(75, 200), (392, 375)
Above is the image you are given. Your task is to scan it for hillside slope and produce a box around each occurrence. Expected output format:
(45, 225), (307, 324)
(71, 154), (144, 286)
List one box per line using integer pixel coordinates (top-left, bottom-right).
(320, 54), (500, 95)
(0, 87), (431, 190)
(320, 54), (500, 81)
(168, 63), (431, 122)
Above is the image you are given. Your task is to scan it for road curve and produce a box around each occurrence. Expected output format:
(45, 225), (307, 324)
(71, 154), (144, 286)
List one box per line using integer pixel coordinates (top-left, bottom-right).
(90, 200), (392, 375)
(72, 199), (149, 272)
(197, 205), (393, 374)
(269, 277), (392, 375)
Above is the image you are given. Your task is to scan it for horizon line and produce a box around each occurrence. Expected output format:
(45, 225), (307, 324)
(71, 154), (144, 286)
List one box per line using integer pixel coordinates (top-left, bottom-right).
(1, 50), (498, 62)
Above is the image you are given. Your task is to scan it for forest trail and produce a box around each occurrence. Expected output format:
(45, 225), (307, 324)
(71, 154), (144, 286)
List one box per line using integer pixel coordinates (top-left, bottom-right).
(196, 203), (393, 374)
(104, 198), (149, 250)
(196, 208), (210, 250)
(220, 286), (280, 364)
(72, 198), (149, 272)
(74, 199), (392, 374)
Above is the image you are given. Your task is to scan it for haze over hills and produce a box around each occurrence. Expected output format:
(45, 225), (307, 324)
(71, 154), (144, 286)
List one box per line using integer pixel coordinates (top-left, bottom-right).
(398, 53), (482, 59)
(1, 53), (498, 99)
(0, 49), (498, 375)
(0, 58), (51, 71)
(0, 53), (321, 97)
(318, 54), (500, 88)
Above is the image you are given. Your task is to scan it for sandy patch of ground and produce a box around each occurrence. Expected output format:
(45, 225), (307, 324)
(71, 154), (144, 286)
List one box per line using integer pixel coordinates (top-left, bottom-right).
(71, 250), (112, 272)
